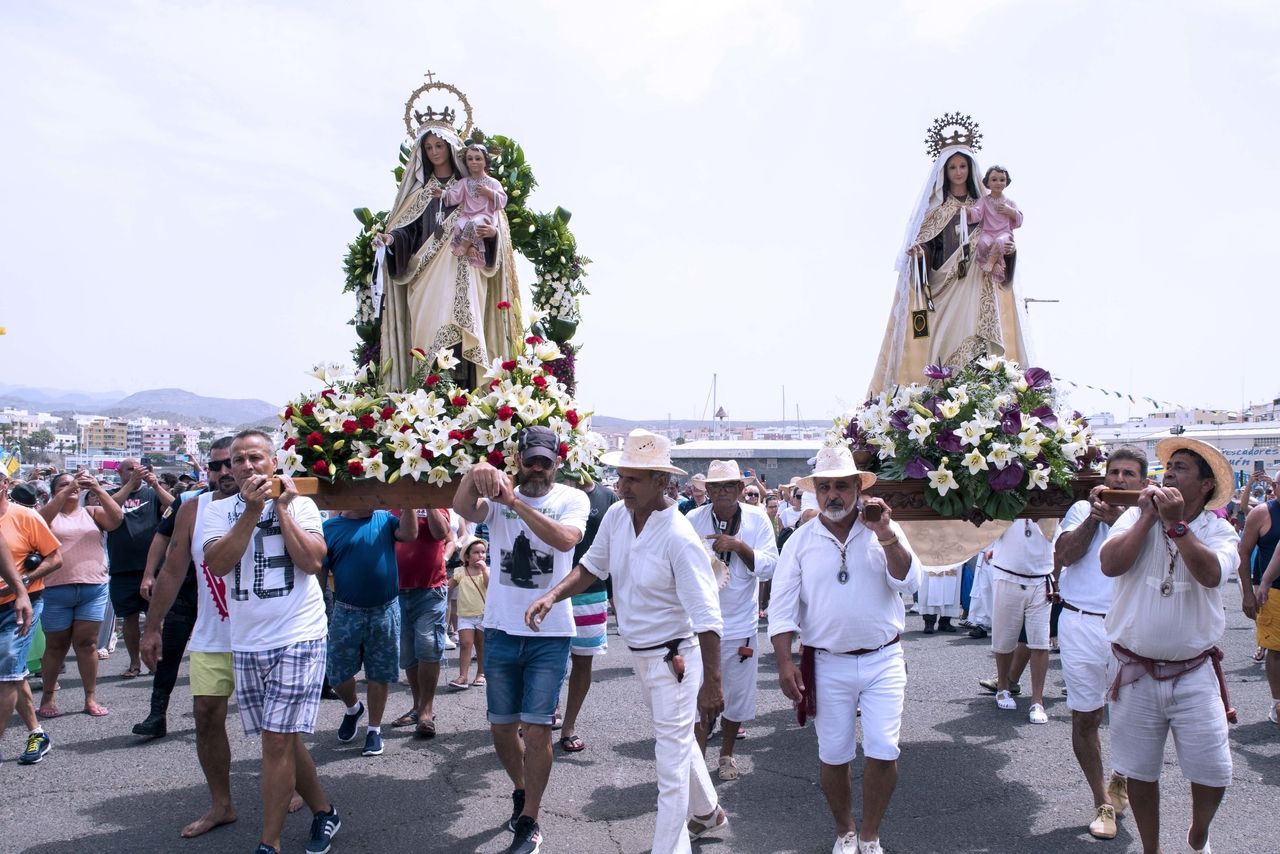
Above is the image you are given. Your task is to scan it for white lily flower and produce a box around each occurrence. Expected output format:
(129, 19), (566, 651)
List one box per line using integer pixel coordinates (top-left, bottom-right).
(426, 433), (454, 459)
(987, 442), (1015, 469)
(398, 452), (430, 480)
(1029, 465), (1050, 490)
(534, 341), (561, 362)
(1018, 426), (1046, 458)
(388, 432), (415, 460)
(877, 437), (897, 459)
(434, 348), (461, 371)
(928, 465), (959, 496)
(977, 355), (1006, 372)
(450, 450), (474, 474)
(962, 449), (989, 475)
(364, 455), (389, 482)
(937, 399), (962, 420)
(427, 465), (451, 487)
(281, 449), (305, 476)
(909, 414), (934, 443)
(948, 385), (970, 405)
(959, 419), (986, 447)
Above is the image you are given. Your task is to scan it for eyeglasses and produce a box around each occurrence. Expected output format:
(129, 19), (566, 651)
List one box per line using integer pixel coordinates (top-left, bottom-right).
(520, 456), (555, 470)
(706, 482), (741, 493)
(744, 491), (760, 498)
(207, 460), (233, 472)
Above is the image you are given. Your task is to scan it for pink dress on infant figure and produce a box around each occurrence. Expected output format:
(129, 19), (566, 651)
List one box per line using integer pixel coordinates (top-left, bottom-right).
(443, 175), (508, 266)
(967, 194), (1022, 284)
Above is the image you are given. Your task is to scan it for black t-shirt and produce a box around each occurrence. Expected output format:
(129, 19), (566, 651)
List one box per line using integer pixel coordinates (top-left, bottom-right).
(158, 490), (203, 603)
(106, 484), (163, 575)
(574, 484), (619, 593)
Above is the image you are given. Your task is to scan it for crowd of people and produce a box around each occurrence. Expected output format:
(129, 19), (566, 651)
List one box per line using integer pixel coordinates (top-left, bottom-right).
(0, 426), (1275, 854)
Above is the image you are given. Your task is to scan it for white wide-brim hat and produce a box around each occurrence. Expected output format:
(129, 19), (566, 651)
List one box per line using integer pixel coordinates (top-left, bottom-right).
(601, 428), (686, 475)
(703, 459), (743, 483)
(1154, 437), (1234, 511)
(796, 445), (877, 493)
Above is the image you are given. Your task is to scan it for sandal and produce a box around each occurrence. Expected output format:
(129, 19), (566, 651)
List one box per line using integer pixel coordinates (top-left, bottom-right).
(390, 710), (419, 728)
(415, 716), (437, 739)
(559, 734), (585, 752)
(122, 666), (141, 679)
(36, 704), (62, 720)
(471, 675), (486, 686)
(84, 703), (110, 717)
(447, 678), (470, 690)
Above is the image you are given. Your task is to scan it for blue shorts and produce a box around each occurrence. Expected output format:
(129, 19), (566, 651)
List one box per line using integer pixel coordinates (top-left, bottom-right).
(484, 629), (571, 726)
(327, 599), (401, 685)
(41, 582), (109, 632)
(399, 587), (448, 667)
(0, 597), (45, 682)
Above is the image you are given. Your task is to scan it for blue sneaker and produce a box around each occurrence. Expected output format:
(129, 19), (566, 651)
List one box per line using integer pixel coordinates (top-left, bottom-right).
(361, 730), (384, 756)
(18, 731), (52, 765)
(254, 845), (279, 854)
(305, 806), (340, 854)
(337, 702), (364, 743)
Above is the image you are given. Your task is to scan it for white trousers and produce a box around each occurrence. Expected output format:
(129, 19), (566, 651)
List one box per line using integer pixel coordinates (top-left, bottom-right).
(633, 642), (718, 854)
(968, 556), (993, 626)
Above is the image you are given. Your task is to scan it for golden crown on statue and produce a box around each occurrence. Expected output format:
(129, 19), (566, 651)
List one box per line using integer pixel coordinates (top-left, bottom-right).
(403, 70), (475, 140)
(924, 112), (983, 159)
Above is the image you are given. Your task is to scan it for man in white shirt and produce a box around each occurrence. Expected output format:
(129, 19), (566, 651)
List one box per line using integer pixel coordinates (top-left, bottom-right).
(1099, 437), (1240, 854)
(526, 428), (727, 853)
(686, 460), (777, 781)
(453, 425), (589, 854)
(203, 430), (338, 854)
(988, 518), (1055, 723)
(769, 446), (920, 854)
(1051, 446), (1147, 840)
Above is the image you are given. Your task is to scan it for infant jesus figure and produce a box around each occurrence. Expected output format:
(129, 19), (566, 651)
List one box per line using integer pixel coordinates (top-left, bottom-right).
(968, 164), (1023, 285)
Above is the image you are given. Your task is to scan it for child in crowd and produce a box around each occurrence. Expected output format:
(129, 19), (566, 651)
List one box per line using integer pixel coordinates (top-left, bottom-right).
(447, 537), (488, 689)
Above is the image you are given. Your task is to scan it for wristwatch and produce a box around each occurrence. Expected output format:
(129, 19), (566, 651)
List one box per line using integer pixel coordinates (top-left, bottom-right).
(1166, 521), (1190, 539)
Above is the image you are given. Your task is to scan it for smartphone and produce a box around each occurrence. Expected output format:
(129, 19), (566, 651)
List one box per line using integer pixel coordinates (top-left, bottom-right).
(863, 503), (883, 523)
(1256, 461), (1266, 473)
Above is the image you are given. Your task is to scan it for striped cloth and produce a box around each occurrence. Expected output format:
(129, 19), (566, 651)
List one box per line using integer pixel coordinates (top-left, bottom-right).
(570, 589), (609, 656)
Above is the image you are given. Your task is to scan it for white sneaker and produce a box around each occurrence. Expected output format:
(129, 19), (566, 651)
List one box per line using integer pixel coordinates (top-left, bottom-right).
(1028, 703), (1048, 724)
(832, 832), (858, 854)
(1269, 702), (1279, 725)
(443, 635), (457, 650)
(996, 689), (1016, 710)
(858, 839), (885, 854)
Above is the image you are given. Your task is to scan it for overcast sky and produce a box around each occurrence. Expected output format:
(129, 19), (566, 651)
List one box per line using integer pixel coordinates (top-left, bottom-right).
(3, 1), (1275, 426)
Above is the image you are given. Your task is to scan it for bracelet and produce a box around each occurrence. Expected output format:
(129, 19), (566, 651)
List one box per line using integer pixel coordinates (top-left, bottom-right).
(876, 535), (899, 547)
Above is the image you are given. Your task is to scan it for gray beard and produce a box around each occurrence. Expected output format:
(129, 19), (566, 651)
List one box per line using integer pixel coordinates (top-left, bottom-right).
(821, 505), (854, 523)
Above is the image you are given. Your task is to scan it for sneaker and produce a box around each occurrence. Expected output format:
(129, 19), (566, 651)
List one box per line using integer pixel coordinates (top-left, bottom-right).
(967, 625), (989, 639)
(1270, 702), (1280, 726)
(687, 804), (728, 840)
(18, 731), (52, 765)
(979, 677), (1021, 695)
(507, 788), (526, 832)
(131, 712), (167, 739)
(832, 832), (858, 854)
(338, 702), (365, 743)
(362, 730), (384, 756)
(444, 635), (458, 650)
(254, 845), (280, 854)
(305, 806), (340, 854)
(1028, 703), (1048, 724)
(1088, 804), (1117, 839)
(1107, 772), (1129, 816)
(858, 840), (885, 854)
(995, 690), (1016, 711)
(506, 815), (542, 854)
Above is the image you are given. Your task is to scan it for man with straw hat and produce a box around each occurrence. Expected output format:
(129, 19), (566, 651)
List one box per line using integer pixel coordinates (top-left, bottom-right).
(686, 460), (778, 781)
(525, 428), (728, 852)
(768, 445), (920, 854)
(1099, 436), (1240, 854)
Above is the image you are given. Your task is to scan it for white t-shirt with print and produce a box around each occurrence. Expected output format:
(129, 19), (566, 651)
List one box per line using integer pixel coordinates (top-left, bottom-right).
(483, 484), (589, 637)
(189, 491), (232, 653)
(202, 495), (328, 652)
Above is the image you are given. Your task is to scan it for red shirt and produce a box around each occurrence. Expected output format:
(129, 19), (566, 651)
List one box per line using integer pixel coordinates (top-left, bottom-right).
(394, 509), (450, 589)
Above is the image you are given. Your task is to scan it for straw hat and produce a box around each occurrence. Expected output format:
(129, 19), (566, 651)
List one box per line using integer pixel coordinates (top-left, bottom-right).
(1154, 437), (1234, 511)
(703, 460), (743, 484)
(796, 445), (877, 493)
(601, 429), (686, 475)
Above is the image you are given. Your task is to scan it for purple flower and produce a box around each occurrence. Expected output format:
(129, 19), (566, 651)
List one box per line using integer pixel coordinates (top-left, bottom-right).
(1030, 405), (1058, 431)
(999, 406), (1022, 436)
(926, 397), (943, 418)
(889, 409), (911, 432)
(904, 455), (932, 479)
(1023, 367), (1053, 390)
(936, 428), (964, 454)
(924, 364), (954, 380)
(988, 460), (1025, 492)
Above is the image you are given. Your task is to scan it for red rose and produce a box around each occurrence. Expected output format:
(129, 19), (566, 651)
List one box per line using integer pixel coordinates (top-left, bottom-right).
(501, 359), (517, 371)
(283, 405), (294, 419)
(359, 413), (376, 430)
(463, 428), (477, 440)
(282, 437), (298, 450)
(399, 424), (413, 433)
(342, 419), (359, 434)
(451, 394), (469, 407)
(321, 388), (336, 398)
(525, 335), (543, 345)
(420, 446), (434, 459)
(311, 459), (329, 475)
(532, 375), (548, 388)
(347, 459), (365, 476)
(487, 450), (505, 467)
(558, 443), (570, 458)
(497, 300), (511, 309)
(426, 374), (441, 387)
(565, 409), (580, 427)
(300, 402), (316, 417)
(489, 379), (502, 390)
(305, 432), (324, 447)
(380, 406), (396, 420)
(496, 406), (514, 421)
(448, 429), (464, 441)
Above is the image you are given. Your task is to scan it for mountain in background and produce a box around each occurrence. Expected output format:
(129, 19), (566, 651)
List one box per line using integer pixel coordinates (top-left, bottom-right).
(103, 389), (279, 426)
(0, 383), (126, 411)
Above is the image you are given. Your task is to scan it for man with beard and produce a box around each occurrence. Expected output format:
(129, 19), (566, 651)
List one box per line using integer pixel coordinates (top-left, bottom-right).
(1099, 437), (1240, 854)
(768, 446), (920, 854)
(1051, 446), (1147, 839)
(453, 425), (589, 854)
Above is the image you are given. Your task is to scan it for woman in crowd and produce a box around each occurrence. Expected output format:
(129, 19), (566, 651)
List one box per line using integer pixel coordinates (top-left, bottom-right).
(37, 471), (122, 717)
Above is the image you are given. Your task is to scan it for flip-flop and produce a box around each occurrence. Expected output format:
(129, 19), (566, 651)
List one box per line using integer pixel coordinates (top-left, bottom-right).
(471, 675), (486, 687)
(447, 678), (470, 690)
(122, 666), (141, 679)
(559, 734), (585, 752)
(390, 710), (419, 728)
(415, 716), (437, 739)
(36, 705), (62, 719)
(84, 705), (110, 717)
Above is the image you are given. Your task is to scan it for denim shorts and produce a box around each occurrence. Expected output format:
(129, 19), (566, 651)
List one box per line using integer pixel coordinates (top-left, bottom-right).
(328, 599), (401, 684)
(0, 597), (45, 682)
(484, 629), (571, 726)
(399, 586), (448, 667)
(41, 582), (109, 632)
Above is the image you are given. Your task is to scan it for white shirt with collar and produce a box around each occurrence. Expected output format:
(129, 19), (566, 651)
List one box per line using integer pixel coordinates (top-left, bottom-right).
(1104, 507), (1240, 661)
(768, 516), (921, 652)
(1052, 500), (1115, 615)
(581, 500), (723, 652)
(687, 502), (779, 641)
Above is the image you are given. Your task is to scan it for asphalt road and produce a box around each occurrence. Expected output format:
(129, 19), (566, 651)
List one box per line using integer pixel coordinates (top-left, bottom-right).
(4, 581), (1278, 854)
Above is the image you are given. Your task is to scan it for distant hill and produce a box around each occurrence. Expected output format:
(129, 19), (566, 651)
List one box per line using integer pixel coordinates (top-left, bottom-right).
(103, 388), (279, 425)
(0, 384), (125, 411)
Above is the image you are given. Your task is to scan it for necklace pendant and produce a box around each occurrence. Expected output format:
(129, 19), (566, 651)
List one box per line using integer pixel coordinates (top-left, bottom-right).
(837, 569), (849, 585)
(1160, 579), (1173, 597)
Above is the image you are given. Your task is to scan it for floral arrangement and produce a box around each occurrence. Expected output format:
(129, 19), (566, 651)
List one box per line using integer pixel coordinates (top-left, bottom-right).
(279, 333), (599, 486)
(342, 133), (590, 381)
(831, 356), (1104, 521)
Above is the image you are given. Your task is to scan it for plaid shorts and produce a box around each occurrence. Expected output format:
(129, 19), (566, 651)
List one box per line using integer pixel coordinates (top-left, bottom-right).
(233, 638), (326, 736)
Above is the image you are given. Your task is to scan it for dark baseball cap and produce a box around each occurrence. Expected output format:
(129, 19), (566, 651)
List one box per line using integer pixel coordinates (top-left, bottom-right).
(518, 425), (559, 462)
